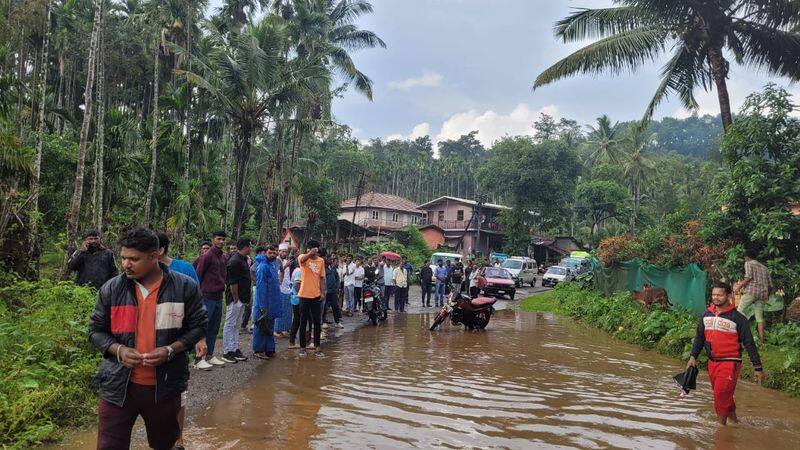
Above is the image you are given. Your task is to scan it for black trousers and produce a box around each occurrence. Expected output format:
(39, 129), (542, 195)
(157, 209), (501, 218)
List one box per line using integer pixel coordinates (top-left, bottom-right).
(421, 282), (432, 305)
(324, 290), (342, 323)
(354, 286), (363, 310)
(395, 287), (408, 311)
(289, 304), (301, 344)
(240, 302), (252, 329)
(299, 296), (322, 349)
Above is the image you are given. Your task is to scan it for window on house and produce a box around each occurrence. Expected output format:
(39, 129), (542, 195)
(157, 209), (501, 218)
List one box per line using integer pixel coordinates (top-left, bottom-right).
(437, 211), (445, 222)
(457, 210), (464, 221)
(412, 216), (418, 224)
(392, 212), (400, 222)
(371, 210), (379, 220)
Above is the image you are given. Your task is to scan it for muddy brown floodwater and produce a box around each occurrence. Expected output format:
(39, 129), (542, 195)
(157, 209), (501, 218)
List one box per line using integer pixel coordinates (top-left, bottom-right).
(61, 309), (800, 449)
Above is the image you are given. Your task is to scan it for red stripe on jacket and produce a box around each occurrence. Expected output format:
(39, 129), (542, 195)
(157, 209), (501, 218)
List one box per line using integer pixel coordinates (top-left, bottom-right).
(110, 305), (137, 334)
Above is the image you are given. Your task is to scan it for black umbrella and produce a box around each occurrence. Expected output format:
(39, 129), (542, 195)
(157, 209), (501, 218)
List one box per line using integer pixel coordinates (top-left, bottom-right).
(674, 366), (699, 396)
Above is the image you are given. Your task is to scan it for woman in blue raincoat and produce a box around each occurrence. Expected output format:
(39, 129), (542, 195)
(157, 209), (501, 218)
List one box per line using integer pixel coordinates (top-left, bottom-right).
(253, 248), (280, 358)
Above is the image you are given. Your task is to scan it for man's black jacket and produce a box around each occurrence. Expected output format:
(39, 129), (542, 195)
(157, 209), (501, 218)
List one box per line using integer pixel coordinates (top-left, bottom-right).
(88, 263), (208, 406)
(68, 248), (117, 290)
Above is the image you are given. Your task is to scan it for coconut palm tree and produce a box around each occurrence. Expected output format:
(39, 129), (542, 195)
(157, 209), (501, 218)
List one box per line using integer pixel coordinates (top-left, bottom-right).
(621, 127), (656, 233)
(534, 0), (800, 129)
(586, 115), (623, 165)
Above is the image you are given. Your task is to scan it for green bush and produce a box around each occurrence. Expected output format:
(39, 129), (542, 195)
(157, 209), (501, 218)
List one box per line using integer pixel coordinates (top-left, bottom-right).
(359, 225), (432, 278)
(541, 283), (800, 396)
(0, 279), (100, 448)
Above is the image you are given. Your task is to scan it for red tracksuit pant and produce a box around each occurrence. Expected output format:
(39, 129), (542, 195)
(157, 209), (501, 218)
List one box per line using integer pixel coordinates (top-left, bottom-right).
(708, 361), (741, 417)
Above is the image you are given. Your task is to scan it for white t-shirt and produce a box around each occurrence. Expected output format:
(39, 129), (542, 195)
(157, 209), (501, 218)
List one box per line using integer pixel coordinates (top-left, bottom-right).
(353, 266), (365, 288)
(343, 262), (356, 286)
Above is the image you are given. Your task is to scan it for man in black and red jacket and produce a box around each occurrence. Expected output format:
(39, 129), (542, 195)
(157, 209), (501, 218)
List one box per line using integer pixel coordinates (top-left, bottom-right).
(688, 282), (764, 425)
(88, 228), (207, 449)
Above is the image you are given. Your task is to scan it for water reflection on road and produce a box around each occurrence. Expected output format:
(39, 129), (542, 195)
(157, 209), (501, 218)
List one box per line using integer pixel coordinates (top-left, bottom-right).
(181, 310), (800, 449)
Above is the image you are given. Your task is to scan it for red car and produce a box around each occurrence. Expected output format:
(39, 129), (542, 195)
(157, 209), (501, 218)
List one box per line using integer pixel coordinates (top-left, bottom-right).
(478, 267), (516, 300)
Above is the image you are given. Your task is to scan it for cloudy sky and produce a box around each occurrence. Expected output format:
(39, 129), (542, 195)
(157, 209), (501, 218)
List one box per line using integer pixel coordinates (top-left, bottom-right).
(211, 0), (797, 146)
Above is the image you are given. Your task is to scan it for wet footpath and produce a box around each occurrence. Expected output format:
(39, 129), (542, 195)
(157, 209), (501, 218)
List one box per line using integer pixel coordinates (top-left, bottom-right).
(56, 288), (800, 449)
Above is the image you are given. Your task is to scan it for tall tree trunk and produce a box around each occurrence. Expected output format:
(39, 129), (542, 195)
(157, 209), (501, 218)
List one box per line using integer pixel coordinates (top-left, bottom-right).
(30, 0), (51, 266)
(92, 8), (105, 232)
(55, 52), (64, 132)
(257, 155), (276, 244)
(231, 123), (252, 239)
(176, 0), (193, 255)
(276, 113), (305, 237)
(707, 45), (732, 130)
(143, 2), (162, 226)
(63, 0), (102, 274)
(16, 28), (26, 138)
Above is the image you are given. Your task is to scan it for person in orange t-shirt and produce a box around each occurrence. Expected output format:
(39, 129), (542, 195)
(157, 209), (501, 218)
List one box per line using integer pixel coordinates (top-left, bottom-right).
(297, 239), (326, 355)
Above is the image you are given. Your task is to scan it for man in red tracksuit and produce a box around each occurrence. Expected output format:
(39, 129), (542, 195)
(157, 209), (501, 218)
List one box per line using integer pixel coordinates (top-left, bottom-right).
(688, 282), (764, 425)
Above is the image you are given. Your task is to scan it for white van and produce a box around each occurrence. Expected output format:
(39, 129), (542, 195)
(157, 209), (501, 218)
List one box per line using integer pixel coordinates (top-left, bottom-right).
(429, 252), (463, 273)
(501, 257), (537, 287)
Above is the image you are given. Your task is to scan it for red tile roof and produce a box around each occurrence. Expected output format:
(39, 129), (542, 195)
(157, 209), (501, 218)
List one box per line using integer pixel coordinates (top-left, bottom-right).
(341, 192), (423, 214)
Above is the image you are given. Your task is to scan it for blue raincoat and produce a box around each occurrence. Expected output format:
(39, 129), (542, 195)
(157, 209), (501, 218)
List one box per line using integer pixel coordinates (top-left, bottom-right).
(253, 254), (280, 353)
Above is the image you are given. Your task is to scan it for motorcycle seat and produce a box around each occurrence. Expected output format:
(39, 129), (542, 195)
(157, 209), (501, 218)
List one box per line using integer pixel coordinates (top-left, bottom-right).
(471, 297), (496, 307)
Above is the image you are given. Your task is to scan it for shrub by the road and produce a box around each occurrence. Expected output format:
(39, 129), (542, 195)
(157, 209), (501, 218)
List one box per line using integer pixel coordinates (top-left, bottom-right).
(0, 279), (100, 448)
(522, 283), (800, 396)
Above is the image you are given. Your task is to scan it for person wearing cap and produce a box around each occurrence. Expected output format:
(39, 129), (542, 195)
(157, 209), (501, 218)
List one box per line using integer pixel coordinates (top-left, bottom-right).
(275, 243), (293, 337)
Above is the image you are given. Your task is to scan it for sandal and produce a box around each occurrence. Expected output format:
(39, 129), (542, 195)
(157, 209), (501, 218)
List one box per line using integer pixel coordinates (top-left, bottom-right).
(253, 352), (270, 360)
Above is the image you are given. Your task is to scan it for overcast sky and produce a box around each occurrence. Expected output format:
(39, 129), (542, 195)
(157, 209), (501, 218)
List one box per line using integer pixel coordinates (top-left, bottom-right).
(210, 0), (798, 146)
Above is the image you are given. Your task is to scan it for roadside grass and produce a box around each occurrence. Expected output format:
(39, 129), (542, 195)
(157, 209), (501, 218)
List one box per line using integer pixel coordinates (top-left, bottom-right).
(520, 290), (558, 313)
(524, 283), (800, 397)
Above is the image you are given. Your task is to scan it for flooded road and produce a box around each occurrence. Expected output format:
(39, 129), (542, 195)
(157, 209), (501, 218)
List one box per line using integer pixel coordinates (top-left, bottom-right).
(174, 310), (800, 449)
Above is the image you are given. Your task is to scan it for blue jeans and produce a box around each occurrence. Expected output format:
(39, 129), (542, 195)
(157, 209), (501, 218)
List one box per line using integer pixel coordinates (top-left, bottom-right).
(203, 298), (223, 357)
(434, 281), (445, 307)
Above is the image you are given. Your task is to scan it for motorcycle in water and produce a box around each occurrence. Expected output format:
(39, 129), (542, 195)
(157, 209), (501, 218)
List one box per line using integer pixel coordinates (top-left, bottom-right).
(430, 287), (497, 331)
(362, 283), (388, 325)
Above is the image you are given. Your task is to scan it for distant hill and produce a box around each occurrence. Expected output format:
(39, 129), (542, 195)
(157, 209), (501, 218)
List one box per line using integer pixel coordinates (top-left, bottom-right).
(619, 115), (723, 159)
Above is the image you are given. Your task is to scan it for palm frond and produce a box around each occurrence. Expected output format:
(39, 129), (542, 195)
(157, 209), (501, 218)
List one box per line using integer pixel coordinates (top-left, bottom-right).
(641, 43), (707, 124)
(534, 26), (667, 89)
(554, 6), (651, 42)
(732, 21), (800, 81)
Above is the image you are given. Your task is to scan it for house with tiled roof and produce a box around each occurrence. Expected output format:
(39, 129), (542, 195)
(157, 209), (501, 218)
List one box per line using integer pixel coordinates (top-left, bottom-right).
(338, 192), (425, 232)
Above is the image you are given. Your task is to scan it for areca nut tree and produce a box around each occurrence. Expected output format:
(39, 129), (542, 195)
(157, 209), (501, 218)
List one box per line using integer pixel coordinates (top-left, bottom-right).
(533, 0), (800, 130)
(181, 16), (327, 239)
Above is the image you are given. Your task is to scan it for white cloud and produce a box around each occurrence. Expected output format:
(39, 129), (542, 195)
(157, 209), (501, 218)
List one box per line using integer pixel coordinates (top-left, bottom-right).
(388, 71), (444, 91)
(387, 122), (431, 141)
(434, 103), (559, 146)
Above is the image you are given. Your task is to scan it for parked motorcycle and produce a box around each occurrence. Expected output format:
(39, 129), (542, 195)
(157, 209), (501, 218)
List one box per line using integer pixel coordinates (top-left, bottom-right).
(430, 287), (497, 331)
(362, 283), (388, 325)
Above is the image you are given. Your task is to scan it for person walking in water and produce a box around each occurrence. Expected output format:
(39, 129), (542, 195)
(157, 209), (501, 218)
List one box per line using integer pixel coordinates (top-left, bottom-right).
(687, 282), (764, 425)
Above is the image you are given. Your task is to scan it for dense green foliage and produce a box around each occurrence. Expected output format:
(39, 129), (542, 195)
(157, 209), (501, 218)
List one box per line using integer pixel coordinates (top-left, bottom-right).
(703, 86), (800, 298)
(522, 284), (800, 396)
(0, 279), (100, 448)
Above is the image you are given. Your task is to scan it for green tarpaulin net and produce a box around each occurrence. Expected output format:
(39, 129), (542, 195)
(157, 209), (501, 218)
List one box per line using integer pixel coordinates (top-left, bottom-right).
(590, 258), (708, 314)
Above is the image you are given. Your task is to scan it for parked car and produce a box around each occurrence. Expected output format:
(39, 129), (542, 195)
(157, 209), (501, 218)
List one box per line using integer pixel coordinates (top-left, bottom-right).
(559, 257), (590, 275)
(501, 257), (537, 287)
(479, 267), (516, 300)
(541, 265), (575, 287)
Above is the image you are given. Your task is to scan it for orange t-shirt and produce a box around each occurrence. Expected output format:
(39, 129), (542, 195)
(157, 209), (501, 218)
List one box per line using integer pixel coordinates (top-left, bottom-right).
(298, 255), (325, 299)
(130, 277), (162, 386)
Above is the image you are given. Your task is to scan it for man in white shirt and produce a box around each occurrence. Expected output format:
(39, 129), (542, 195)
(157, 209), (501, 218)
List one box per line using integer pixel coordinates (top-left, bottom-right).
(392, 260), (409, 312)
(342, 255), (356, 314)
(353, 259), (365, 312)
